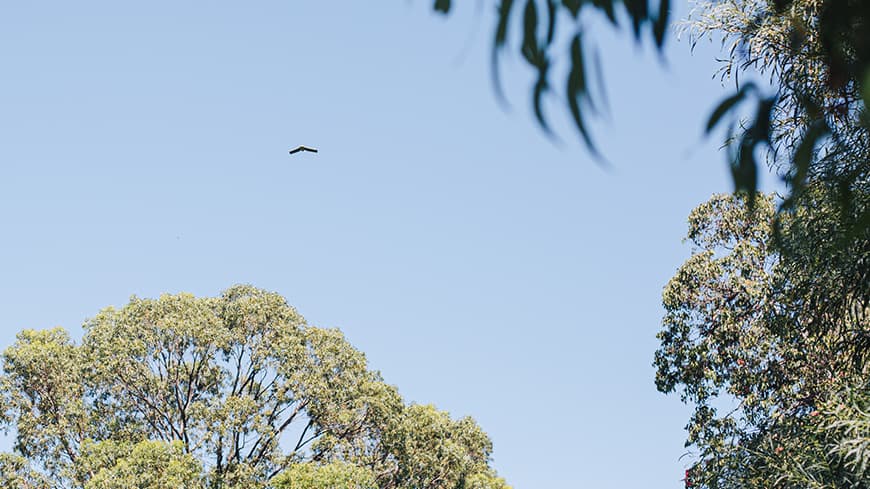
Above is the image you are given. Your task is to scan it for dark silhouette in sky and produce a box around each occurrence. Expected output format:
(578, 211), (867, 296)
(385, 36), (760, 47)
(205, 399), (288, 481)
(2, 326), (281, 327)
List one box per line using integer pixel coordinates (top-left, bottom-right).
(289, 145), (318, 155)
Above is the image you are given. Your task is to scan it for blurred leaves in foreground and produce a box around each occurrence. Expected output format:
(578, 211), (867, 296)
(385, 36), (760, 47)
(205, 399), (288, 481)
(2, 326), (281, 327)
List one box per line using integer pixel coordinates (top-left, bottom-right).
(432, 0), (869, 239)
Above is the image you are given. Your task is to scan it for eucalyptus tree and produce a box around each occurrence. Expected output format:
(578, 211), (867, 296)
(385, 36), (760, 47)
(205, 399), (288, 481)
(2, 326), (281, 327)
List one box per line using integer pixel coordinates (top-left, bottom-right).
(655, 192), (868, 488)
(425, 2), (870, 485)
(0, 285), (509, 489)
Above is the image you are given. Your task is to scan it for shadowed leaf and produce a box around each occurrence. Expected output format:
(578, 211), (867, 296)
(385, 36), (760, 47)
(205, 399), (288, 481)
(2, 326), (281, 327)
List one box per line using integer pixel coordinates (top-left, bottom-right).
(592, 47), (609, 115)
(751, 96), (775, 142)
(732, 136), (759, 205)
(624, 0), (649, 39)
(561, 0), (581, 18)
(567, 35), (600, 157)
(791, 120), (829, 195)
(592, 0), (618, 25)
(654, 0), (670, 47)
(546, 0), (557, 44)
(730, 95), (775, 207)
(434, 0), (451, 14)
(521, 0), (539, 63)
(706, 85), (754, 134)
(862, 68), (870, 113)
(491, 0), (516, 105)
(533, 76), (553, 136)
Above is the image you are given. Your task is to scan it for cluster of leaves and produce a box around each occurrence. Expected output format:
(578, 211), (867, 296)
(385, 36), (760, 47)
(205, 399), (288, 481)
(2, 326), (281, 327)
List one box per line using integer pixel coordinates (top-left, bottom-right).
(657, 4), (869, 484)
(433, 0), (670, 153)
(688, 0), (869, 233)
(655, 192), (869, 488)
(659, 5), (870, 480)
(431, 0), (869, 225)
(0, 285), (510, 489)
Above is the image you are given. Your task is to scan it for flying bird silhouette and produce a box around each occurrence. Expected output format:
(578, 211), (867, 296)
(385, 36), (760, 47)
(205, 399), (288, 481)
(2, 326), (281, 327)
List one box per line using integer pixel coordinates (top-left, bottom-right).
(289, 145), (318, 155)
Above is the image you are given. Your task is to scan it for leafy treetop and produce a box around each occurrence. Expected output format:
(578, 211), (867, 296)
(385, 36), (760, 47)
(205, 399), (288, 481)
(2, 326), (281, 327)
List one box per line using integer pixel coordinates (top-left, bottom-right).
(0, 285), (510, 489)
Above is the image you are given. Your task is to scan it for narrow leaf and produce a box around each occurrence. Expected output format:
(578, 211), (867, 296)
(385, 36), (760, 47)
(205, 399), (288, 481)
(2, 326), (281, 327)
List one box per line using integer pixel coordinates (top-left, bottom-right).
(533, 77), (554, 136)
(790, 120), (828, 193)
(732, 135), (759, 207)
(522, 0), (539, 62)
(434, 0), (451, 14)
(592, 0), (617, 25)
(562, 0), (581, 17)
(546, 0), (557, 45)
(654, 0), (670, 48)
(567, 35), (600, 157)
(706, 86), (752, 134)
(491, 0), (516, 106)
(862, 68), (870, 116)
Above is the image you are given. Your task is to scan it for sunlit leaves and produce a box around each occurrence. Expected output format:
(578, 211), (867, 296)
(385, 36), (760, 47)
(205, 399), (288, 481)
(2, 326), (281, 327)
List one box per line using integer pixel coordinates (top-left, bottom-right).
(80, 441), (201, 489)
(826, 385), (870, 481)
(686, 0), (869, 235)
(383, 404), (493, 489)
(656, 193), (870, 487)
(0, 286), (509, 489)
(0, 453), (51, 489)
(273, 462), (376, 489)
(0, 328), (91, 478)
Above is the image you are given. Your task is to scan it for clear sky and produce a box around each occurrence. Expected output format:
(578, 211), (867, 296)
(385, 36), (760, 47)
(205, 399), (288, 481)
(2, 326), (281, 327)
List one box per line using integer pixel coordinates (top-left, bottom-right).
(0, 2), (779, 488)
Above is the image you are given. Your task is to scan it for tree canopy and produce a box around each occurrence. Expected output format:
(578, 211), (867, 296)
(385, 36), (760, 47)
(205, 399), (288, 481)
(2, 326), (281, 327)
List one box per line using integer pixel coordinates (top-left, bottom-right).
(655, 192), (868, 487)
(0, 285), (510, 489)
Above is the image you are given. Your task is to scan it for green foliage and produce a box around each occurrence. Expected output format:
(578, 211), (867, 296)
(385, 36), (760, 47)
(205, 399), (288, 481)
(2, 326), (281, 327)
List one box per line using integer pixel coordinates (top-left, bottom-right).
(432, 0), (870, 218)
(662, 17), (869, 486)
(656, 193), (869, 488)
(464, 470), (512, 489)
(433, 0), (667, 154)
(80, 440), (201, 489)
(272, 462), (376, 489)
(0, 328), (93, 476)
(0, 453), (51, 489)
(0, 286), (509, 489)
(383, 404), (493, 489)
(685, 0), (869, 219)
(826, 385), (870, 482)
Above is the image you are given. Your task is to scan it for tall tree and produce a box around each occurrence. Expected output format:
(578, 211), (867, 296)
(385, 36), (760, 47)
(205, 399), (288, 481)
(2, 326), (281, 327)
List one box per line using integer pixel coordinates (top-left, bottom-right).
(651, 4), (870, 478)
(655, 192), (869, 488)
(0, 285), (510, 489)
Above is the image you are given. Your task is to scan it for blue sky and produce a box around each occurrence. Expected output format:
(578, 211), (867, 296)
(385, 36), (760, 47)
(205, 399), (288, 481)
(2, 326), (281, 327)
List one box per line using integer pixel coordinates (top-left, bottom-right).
(0, 2), (779, 488)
